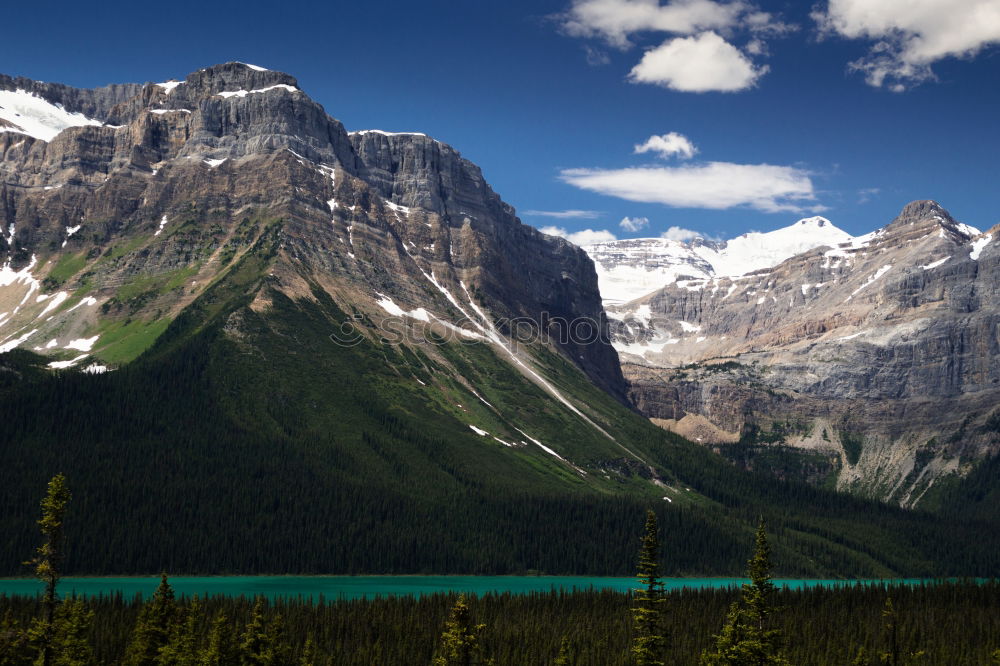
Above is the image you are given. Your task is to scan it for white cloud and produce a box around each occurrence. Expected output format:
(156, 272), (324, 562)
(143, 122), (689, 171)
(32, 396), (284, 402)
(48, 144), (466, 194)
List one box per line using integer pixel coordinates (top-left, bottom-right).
(660, 226), (705, 241)
(814, 0), (1000, 90)
(540, 226), (618, 245)
(560, 161), (819, 213)
(560, 0), (746, 49)
(619, 216), (650, 231)
(558, 1), (790, 92)
(634, 132), (697, 159)
(522, 209), (602, 219)
(629, 31), (766, 92)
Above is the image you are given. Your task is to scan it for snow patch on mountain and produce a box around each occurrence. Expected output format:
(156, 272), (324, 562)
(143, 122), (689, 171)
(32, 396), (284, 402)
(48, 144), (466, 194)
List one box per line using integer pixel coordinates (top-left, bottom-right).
(970, 234), (992, 261)
(215, 84), (299, 99)
(0, 89), (103, 142)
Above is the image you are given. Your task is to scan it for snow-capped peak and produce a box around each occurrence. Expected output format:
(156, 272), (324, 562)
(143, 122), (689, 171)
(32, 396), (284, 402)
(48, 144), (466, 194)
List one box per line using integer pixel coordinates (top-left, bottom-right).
(584, 216), (852, 305)
(796, 216), (831, 227)
(703, 216), (852, 278)
(0, 89), (104, 142)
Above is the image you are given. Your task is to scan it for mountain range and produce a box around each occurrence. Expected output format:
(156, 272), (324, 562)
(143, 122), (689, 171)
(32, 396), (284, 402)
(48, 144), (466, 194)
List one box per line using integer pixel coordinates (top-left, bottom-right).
(0, 63), (997, 577)
(586, 202), (999, 508)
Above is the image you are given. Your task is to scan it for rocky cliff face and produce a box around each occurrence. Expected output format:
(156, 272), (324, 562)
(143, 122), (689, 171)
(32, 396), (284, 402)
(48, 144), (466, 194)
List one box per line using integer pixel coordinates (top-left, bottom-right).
(605, 201), (1000, 505)
(0, 62), (624, 400)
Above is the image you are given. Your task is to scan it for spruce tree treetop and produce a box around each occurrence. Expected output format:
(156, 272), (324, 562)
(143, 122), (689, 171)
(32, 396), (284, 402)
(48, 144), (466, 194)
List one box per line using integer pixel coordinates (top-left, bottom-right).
(632, 509), (667, 666)
(745, 519), (777, 627)
(29, 474), (71, 605)
(27, 473), (70, 666)
(433, 594), (488, 666)
(700, 519), (789, 666)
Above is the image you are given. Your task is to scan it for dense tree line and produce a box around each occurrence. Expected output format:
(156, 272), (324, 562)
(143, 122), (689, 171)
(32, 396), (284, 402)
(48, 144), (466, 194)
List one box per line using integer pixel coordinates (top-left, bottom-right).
(1, 477), (998, 664)
(2, 574), (998, 663)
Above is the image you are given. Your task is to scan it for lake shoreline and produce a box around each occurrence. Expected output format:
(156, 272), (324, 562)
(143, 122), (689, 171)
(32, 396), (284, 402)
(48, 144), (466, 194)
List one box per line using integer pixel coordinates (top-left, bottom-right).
(0, 574), (976, 602)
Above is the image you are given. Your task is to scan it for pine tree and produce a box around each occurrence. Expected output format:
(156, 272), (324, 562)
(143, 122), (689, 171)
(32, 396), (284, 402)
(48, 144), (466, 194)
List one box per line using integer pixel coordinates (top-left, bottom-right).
(199, 614), (237, 666)
(0, 609), (31, 665)
(49, 598), (94, 666)
(878, 597), (924, 665)
(239, 598), (288, 665)
(124, 574), (180, 665)
(265, 614), (292, 665)
(632, 509), (666, 666)
(851, 645), (871, 666)
(880, 597), (899, 666)
(299, 635), (318, 666)
(26, 473), (71, 666)
(432, 595), (488, 666)
(157, 596), (202, 665)
(553, 636), (573, 666)
(700, 519), (789, 665)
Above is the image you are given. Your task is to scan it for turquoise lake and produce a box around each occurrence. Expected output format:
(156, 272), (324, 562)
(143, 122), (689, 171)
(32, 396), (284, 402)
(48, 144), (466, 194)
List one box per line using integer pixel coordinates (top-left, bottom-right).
(0, 576), (940, 601)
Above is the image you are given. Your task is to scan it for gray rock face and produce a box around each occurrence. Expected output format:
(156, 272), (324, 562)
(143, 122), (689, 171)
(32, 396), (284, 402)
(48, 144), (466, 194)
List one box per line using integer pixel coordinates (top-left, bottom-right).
(0, 62), (625, 401)
(612, 200), (1000, 505)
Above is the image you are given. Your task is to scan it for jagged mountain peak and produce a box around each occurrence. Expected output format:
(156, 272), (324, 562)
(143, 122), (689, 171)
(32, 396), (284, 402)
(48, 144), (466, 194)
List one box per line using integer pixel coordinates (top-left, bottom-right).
(169, 62), (300, 98)
(896, 199), (952, 223)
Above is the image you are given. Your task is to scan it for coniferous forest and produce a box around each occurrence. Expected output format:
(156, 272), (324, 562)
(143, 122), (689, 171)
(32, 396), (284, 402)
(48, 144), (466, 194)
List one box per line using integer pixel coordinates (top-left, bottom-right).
(1, 477), (998, 665)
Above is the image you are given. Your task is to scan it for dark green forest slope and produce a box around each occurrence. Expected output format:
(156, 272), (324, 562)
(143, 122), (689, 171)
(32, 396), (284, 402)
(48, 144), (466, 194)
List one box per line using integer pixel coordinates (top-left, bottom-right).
(1, 244), (998, 578)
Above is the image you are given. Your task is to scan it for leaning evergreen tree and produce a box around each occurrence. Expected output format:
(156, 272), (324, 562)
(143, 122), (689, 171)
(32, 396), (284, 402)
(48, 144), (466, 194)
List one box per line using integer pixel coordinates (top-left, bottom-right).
(701, 519), (788, 666)
(432, 595), (488, 665)
(632, 509), (667, 666)
(25, 474), (71, 666)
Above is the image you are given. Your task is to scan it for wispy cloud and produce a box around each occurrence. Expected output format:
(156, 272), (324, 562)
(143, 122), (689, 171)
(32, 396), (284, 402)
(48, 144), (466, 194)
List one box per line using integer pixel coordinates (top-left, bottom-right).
(857, 187), (880, 204)
(540, 226), (618, 245)
(813, 0), (1000, 91)
(584, 45), (611, 65)
(559, 0), (745, 48)
(661, 225), (713, 241)
(634, 132), (697, 159)
(619, 216), (650, 231)
(522, 209), (603, 219)
(560, 162), (820, 214)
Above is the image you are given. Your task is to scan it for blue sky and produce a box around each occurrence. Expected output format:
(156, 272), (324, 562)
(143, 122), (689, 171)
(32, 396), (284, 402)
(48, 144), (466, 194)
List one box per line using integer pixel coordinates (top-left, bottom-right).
(3, 0), (999, 242)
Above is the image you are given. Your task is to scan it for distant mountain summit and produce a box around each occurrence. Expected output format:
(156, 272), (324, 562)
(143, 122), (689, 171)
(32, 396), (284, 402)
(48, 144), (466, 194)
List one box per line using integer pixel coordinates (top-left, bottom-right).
(587, 216), (873, 306)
